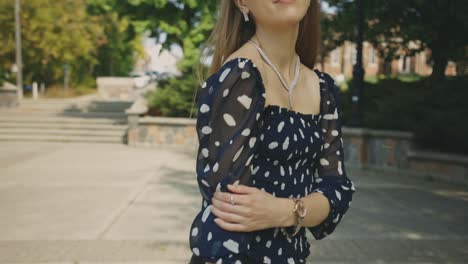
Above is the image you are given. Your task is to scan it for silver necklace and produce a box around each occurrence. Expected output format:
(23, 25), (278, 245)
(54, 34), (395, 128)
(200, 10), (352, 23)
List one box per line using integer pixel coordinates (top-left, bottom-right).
(248, 39), (301, 110)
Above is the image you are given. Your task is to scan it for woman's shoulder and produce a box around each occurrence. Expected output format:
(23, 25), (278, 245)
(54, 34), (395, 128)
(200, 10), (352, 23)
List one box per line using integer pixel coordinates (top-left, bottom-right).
(204, 57), (260, 84)
(311, 69), (340, 98)
(315, 70), (343, 115)
(313, 69), (338, 88)
(199, 55), (265, 105)
(205, 44), (265, 86)
(196, 56), (267, 130)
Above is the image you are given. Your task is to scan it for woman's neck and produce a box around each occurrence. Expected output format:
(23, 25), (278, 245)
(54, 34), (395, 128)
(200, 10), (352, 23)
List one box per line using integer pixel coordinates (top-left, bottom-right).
(252, 24), (300, 79)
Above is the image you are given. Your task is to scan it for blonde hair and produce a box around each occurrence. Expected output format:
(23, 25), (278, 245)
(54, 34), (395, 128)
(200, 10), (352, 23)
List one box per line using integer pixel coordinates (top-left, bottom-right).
(195, 0), (321, 86)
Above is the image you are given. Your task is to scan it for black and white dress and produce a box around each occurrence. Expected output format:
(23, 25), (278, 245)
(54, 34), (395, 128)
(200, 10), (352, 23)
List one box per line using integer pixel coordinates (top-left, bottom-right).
(189, 57), (356, 264)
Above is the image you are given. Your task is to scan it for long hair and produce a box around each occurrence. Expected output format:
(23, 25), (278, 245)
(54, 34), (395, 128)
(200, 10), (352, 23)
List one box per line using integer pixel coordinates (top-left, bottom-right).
(195, 0), (321, 87)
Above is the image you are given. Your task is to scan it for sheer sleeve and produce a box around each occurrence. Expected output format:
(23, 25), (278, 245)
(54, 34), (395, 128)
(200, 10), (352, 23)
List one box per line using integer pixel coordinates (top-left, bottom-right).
(307, 71), (357, 240)
(189, 57), (266, 261)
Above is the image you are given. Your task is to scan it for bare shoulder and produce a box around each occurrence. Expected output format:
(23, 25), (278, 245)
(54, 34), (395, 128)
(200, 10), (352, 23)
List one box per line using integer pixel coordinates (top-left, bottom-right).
(222, 42), (263, 68)
(301, 63), (320, 85)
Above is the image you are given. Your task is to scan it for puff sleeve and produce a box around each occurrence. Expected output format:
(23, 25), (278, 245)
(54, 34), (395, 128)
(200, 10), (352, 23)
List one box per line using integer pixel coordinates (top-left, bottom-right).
(189, 57), (266, 262)
(307, 71), (356, 240)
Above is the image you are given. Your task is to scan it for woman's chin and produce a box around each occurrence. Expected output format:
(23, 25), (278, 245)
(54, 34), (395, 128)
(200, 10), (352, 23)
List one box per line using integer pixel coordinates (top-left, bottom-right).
(269, 16), (304, 28)
(271, 7), (308, 23)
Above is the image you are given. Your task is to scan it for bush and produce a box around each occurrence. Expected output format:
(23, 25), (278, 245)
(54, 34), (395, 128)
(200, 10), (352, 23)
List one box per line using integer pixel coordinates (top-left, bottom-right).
(146, 73), (200, 118)
(340, 75), (468, 155)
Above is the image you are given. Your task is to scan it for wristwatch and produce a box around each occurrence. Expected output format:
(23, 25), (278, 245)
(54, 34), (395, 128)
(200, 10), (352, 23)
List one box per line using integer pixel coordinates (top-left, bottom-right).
(280, 197), (307, 238)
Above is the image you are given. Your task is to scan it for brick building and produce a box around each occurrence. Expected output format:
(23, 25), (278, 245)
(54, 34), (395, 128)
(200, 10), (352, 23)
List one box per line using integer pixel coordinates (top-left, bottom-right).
(317, 40), (457, 82)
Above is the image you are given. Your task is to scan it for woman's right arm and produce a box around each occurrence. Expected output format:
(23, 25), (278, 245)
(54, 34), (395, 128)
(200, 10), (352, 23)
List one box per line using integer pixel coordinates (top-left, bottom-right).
(190, 57), (266, 262)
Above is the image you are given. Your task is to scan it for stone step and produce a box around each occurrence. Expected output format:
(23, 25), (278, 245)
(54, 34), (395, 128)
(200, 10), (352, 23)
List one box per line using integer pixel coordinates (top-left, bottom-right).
(1, 107), (130, 115)
(0, 133), (123, 143)
(18, 98), (83, 103)
(0, 127), (126, 137)
(0, 122), (127, 130)
(17, 96), (134, 105)
(0, 114), (127, 124)
(18, 94), (99, 102)
(0, 96), (131, 144)
(0, 117), (126, 126)
(17, 100), (133, 112)
(10, 106), (132, 114)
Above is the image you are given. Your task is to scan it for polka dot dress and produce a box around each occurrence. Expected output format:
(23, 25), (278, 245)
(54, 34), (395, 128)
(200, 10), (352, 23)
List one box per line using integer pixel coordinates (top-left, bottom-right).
(189, 57), (356, 264)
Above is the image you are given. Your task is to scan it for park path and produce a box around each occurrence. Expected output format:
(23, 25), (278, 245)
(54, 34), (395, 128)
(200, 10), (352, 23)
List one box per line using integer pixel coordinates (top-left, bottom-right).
(0, 141), (467, 263)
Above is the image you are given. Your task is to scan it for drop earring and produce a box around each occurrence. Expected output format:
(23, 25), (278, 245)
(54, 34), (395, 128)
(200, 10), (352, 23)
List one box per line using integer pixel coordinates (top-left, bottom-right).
(242, 10), (250, 22)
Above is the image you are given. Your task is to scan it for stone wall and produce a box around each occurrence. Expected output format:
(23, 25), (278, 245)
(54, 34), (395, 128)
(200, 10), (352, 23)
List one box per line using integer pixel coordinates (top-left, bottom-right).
(126, 113), (468, 186)
(342, 127), (468, 186)
(342, 127), (413, 169)
(127, 115), (197, 148)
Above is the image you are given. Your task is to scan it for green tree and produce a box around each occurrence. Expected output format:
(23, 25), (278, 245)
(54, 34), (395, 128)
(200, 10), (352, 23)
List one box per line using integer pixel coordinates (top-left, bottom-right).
(111, 0), (218, 75)
(86, 0), (146, 77)
(0, 0), (106, 86)
(105, 1), (218, 117)
(324, 0), (468, 80)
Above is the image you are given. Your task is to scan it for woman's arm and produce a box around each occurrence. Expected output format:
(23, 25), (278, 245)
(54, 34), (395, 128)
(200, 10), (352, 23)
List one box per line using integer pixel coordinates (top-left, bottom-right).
(213, 186), (331, 231)
(190, 57), (266, 261)
(275, 72), (356, 238)
(274, 192), (333, 228)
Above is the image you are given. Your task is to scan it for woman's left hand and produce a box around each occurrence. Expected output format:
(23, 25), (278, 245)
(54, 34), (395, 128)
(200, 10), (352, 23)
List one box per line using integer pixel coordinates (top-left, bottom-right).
(211, 183), (292, 232)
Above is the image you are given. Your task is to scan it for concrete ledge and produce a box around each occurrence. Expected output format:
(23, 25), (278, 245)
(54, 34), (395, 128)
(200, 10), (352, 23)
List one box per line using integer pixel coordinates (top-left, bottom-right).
(97, 77), (136, 100)
(126, 115), (197, 147)
(138, 116), (196, 126)
(344, 126), (413, 139)
(0, 82), (19, 108)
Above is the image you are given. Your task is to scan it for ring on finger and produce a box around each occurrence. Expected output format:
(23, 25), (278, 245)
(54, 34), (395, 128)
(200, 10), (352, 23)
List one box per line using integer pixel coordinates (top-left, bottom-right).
(230, 194), (235, 205)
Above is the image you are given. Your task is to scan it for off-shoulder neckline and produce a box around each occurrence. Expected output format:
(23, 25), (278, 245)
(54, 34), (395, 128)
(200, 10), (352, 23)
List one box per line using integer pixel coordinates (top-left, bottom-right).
(220, 56), (324, 119)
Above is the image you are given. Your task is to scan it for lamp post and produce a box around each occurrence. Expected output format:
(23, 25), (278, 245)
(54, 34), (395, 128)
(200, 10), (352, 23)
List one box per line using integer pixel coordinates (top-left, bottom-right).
(15, 0), (23, 99)
(351, 0), (364, 127)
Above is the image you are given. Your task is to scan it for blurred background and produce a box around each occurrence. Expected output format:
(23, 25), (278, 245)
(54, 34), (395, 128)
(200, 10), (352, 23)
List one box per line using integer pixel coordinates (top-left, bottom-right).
(0, 0), (467, 263)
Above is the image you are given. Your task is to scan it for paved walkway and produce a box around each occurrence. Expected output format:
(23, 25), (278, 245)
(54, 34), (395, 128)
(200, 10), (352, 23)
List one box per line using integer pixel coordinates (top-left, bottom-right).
(0, 141), (467, 263)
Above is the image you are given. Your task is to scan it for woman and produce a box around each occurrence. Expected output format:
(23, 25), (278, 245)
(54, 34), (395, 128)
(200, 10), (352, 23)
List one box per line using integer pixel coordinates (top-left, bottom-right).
(189, 0), (356, 263)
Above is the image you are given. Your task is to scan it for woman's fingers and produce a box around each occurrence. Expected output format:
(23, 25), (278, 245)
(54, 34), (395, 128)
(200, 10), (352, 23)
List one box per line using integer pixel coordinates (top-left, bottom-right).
(213, 190), (249, 205)
(227, 183), (256, 194)
(211, 204), (245, 224)
(214, 217), (249, 232)
(211, 196), (251, 216)
(210, 185), (260, 231)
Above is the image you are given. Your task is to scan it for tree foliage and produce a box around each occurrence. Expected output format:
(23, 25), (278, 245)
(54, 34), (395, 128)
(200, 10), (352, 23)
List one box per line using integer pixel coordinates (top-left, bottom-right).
(86, 0), (146, 77)
(0, 0), (105, 85)
(0, 0), (145, 87)
(109, 0), (218, 117)
(324, 0), (468, 80)
(108, 0), (218, 75)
